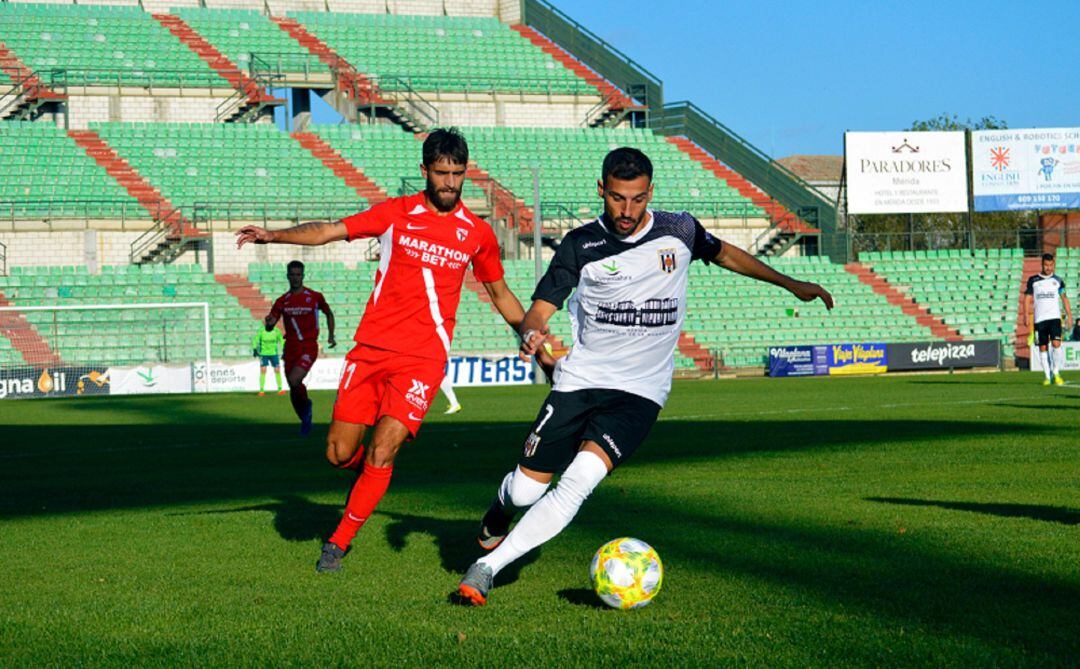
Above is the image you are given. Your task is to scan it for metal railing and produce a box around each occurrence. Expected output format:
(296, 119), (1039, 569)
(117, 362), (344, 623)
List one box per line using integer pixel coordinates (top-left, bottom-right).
(843, 228), (1046, 258)
(47, 67), (232, 92)
(234, 50), (330, 79)
(0, 240), (6, 276)
(522, 0), (662, 111)
(0, 199), (148, 230)
(362, 75), (439, 129)
(0, 70), (38, 120)
(649, 102), (837, 244)
(190, 200), (363, 227)
(214, 54), (286, 123)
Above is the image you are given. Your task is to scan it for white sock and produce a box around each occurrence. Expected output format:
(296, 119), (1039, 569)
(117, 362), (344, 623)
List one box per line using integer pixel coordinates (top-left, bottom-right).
(498, 466), (549, 509)
(1052, 346), (1063, 376)
(1044, 349), (1053, 379)
(479, 451), (608, 577)
(440, 375), (459, 406)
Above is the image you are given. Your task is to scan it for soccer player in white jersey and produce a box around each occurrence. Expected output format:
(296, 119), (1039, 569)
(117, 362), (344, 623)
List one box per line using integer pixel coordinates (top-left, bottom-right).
(456, 147), (834, 605)
(1024, 252), (1072, 386)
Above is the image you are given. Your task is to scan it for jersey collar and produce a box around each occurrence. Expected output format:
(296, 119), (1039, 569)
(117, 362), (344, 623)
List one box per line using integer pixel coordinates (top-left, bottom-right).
(596, 210), (654, 244)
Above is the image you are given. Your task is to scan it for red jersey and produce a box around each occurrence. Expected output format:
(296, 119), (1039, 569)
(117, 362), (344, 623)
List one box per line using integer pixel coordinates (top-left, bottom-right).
(342, 192), (504, 362)
(270, 287), (328, 343)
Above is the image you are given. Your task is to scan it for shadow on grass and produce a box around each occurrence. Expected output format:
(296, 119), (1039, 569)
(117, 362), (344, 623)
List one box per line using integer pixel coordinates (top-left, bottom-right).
(556, 588), (608, 610)
(171, 494), (341, 542)
(380, 510), (539, 584)
(588, 491), (1080, 664)
(866, 497), (1080, 525)
(992, 402), (1080, 411)
(0, 418), (1061, 519)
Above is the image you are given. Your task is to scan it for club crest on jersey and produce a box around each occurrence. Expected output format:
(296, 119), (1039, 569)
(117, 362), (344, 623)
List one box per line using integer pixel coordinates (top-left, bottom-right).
(523, 432), (541, 457)
(456, 227), (468, 242)
(658, 248), (677, 274)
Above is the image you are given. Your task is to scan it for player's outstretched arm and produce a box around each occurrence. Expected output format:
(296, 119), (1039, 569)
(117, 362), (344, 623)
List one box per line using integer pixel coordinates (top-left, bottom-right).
(714, 243), (834, 310)
(235, 220), (348, 248)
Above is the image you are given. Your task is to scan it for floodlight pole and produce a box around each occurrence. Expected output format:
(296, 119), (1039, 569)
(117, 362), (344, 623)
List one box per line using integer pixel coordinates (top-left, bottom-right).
(530, 165), (543, 385)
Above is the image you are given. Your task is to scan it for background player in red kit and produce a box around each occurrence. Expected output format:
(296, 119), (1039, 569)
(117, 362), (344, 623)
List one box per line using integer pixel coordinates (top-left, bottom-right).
(266, 260), (336, 435)
(235, 128), (552, 573)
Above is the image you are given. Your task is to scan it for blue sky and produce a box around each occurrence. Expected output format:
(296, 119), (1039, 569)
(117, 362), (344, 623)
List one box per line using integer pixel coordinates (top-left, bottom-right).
(560, 0), (1079, 157)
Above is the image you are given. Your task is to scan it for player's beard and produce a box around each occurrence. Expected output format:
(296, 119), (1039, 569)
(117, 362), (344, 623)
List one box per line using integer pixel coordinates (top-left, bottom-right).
(603, 211), (645, 237)
(426, 182), (461, 213)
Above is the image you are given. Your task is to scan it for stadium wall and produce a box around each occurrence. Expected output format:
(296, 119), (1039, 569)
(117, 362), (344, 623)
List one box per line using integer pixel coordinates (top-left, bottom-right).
(61, 94), (242, 128)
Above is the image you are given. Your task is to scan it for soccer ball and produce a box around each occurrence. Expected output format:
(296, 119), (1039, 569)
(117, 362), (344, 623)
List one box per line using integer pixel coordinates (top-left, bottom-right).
(589, 537), (663, 609)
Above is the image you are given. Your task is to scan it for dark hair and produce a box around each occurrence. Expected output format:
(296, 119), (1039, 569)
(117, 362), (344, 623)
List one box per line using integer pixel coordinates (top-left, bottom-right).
(602, 147), (653, 184)
(1042, 252), (1054, 261)
(287, 260), (304, 272)
(422, 127), (469, 167)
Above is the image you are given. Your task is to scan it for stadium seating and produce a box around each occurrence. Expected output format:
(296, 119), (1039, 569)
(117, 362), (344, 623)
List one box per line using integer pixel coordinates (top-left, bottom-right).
(170, 7), (320, 74)
(310, 123), (486, 201)
(90, 122), (364, 219)
(0, 3), (226, 88)
(0, 121), (142, 219)
(462, 126), (765, 221)
(288, 12), (594, 95)
(861, 249), (1023, 358)
(682, 256), (935, 368)
(0, 264), (255, 364)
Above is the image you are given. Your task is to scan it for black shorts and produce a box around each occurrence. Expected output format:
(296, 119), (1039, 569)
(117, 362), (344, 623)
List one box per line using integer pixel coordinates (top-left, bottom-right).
(1035, 319), (1062, 346)
(518, 389), (661, 474)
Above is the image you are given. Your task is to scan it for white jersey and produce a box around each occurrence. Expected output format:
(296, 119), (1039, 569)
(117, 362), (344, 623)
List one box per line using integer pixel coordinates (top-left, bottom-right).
(532, 211), (723, 407)
(1026, 273), (1066, 324)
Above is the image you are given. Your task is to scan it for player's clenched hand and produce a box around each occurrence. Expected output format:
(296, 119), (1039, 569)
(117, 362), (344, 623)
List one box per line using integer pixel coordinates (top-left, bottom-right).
(518, 325), (549, 360)
(790, 281), (834, 310)
(235, 225), (274, 248)
(534, 340), (557, 381)
(327, 334), (337, 349)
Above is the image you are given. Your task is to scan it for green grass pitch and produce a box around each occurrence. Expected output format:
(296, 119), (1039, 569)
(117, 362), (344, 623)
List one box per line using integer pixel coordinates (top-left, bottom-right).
(1, 372), (1077, 667)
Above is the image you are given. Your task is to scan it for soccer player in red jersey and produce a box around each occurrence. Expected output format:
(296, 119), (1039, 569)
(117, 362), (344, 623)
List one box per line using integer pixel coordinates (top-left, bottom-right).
(266, 260), (336, 435)
(236, 128), (551, 573)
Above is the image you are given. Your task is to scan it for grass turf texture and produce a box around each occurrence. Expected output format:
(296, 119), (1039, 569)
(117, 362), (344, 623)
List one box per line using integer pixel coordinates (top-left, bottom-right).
(1, 372), (1077, 668)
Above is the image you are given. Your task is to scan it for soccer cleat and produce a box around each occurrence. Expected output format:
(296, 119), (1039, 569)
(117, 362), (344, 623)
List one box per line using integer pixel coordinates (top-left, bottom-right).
(277, 389), (287, 395)
(299, 400), (314, 436)
(257, 391), (266, 397)
(457, 562), (493, 606)
(477, 501), (513, 551)
(1043, 378), (1052, 386)
(1054, 374), (1065, 386)
(444, 403), (463, 415)
(316, 542), (346, 573)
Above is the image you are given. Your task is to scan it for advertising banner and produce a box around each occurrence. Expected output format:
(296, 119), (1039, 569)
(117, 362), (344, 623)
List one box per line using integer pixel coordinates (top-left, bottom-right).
(768, 343), (885, 376)
(972, 128), (1080, 211)
(0, 366), (110, 400)
(109, 364), (194, 395)
(845, 131), (968, 214)
(1030, 342), (1080, 371)
(446, 355), (536, 386)
(767, 345), (828, 377)
(826, 343), (888, 375)
(887, 340), (1001, 371)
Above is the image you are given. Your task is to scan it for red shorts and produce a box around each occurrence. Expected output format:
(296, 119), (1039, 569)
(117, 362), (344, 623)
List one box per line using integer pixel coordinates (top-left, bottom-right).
(332, 345), (445, 437)
(283, 340), (319, 373)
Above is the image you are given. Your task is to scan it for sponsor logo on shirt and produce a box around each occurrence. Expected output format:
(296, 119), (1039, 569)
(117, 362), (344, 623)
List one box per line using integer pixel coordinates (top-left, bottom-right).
(582, 239), (607, 250)
(398, 233), (469, 269)
(595, 298), (679, 328)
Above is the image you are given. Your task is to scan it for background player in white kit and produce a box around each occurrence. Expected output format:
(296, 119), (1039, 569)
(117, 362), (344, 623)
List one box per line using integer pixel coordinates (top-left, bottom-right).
(456, 147), (834, 605)
(1025, 252), (1072, 386)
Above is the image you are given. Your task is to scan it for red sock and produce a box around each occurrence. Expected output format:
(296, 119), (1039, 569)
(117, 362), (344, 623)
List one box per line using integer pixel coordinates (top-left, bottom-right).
(290, 382), (309, 418)
(336, 446), (366, 471)
(329, 463), (393, 550)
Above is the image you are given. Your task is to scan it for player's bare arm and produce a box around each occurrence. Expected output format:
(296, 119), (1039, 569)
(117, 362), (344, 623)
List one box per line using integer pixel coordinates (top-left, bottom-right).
(1062, 294), (1073, 326)
(714, 243), (834, 310)
(484, 279), (556, 375)
(320, 301), (337, 348)
(235, 220), (348, 248)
